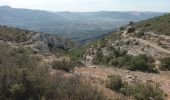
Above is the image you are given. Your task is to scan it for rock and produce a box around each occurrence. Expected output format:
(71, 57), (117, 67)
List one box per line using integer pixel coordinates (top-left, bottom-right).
(0, 25), (76, 53)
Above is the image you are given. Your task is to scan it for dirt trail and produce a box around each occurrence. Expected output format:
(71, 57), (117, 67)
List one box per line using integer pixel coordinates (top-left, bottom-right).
(133, 37), (170, 54)
(75, 67), (170, 100)
(122, 31), (170, 54)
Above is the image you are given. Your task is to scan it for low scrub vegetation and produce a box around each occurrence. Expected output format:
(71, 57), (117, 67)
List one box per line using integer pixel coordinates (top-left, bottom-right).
(0, 26), (29, 42)
(160, 57), (170, 71)
(93, 47), (157, 73)
(106, 75), (122, 91)
(106, 75), (164, 100)
(134, 14), (170, 35)
(52, 59), (75, 72)
(0, 45), (106, 100)
(128, 54), (157, 72)
(51, 45), (88, 72)
(48, 76), (105, 100)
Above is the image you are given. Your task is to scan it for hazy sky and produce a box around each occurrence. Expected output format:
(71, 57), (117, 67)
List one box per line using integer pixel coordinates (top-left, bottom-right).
(0, 0), (169, 12)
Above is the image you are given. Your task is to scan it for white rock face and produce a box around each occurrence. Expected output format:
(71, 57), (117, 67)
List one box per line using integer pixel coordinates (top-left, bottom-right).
(0, 26), (75, 53)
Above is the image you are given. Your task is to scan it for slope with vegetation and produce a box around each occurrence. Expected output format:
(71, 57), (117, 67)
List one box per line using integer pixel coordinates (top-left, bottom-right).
(134, 13), (170, 35)
(0, 25), (109, 100)
(0, 25), (76, 53)
(84, 14), (170, 71)
(82, 13), (170, 99)
(84, 32), (160, 72)
(1, 13), (170, 100)
(0, 45), (106, 100)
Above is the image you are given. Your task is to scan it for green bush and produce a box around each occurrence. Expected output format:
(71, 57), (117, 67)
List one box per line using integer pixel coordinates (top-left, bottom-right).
(106, 75), (164, 100)
(120, 82), (164, 100)
(129, 54), (157, 73)
(52, 59), (75, 72)
(106, 75), (123, 91)
(0, 46), (49, 100)
(110, 57), (127, 68)
(160, 57), (170, 70)
(92, 45), (157, 72)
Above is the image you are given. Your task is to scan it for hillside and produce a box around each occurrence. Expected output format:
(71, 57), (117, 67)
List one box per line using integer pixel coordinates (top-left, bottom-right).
(0, 6), (164, 43)
(0, 25), (76, 53)
(82, 13), (170, 99)
(0, 25), (107, 100)
(134, 13), (170, 35)
(84, 14), (170, 68)
(0, 16), (170, 99)
(0, 25), (130, 100)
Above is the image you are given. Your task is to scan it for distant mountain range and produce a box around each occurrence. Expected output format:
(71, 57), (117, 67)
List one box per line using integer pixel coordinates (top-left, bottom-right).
(0, 5), (164, 43)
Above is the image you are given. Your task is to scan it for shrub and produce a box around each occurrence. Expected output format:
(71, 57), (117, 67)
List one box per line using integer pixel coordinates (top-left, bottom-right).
(106, 75), (164, 100)
(110, 57), (127, 68)
(47, 76), (106, 100)
(106, 75), (123, 91)
(160, 57), (170, 70)
(129, 54), (157, 73)
(92, 43), (157, 73)
(52, 59), (75, 72)
(120, 82), (164, 100)
(0, 46), (49, 100)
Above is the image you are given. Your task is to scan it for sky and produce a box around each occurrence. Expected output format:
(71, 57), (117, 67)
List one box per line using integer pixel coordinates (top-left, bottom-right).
(0, 0), (169, 12)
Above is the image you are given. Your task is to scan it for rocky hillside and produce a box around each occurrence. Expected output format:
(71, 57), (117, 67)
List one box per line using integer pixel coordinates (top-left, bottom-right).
(84, 14), (170, 72)
(0, 25), (76, 53)
(81, 14), (170, 99)
(0, 16), (169, 100)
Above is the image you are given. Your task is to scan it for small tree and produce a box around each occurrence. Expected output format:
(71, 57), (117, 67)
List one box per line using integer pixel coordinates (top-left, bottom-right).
(106, 75), (123, 91)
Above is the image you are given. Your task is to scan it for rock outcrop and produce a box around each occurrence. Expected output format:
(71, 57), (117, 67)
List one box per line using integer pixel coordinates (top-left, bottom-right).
(0, 25), (76, 53)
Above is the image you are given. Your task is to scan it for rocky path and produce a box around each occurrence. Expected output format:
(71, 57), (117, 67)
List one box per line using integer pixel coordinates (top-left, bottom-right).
(122, 31), (170, 54)
(74, 67), (170, 100)
(132, 37), (170, 54)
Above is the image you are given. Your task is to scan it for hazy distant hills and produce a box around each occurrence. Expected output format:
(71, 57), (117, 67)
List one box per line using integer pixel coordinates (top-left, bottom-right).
(0, 6), (164, 43)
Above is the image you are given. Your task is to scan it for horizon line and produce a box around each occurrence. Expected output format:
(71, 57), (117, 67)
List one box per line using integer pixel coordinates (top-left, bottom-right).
(0, 5), (168, 13)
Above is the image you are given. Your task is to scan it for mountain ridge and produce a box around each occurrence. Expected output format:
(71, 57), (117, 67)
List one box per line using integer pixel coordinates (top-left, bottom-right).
(0, 5), (164, 43)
